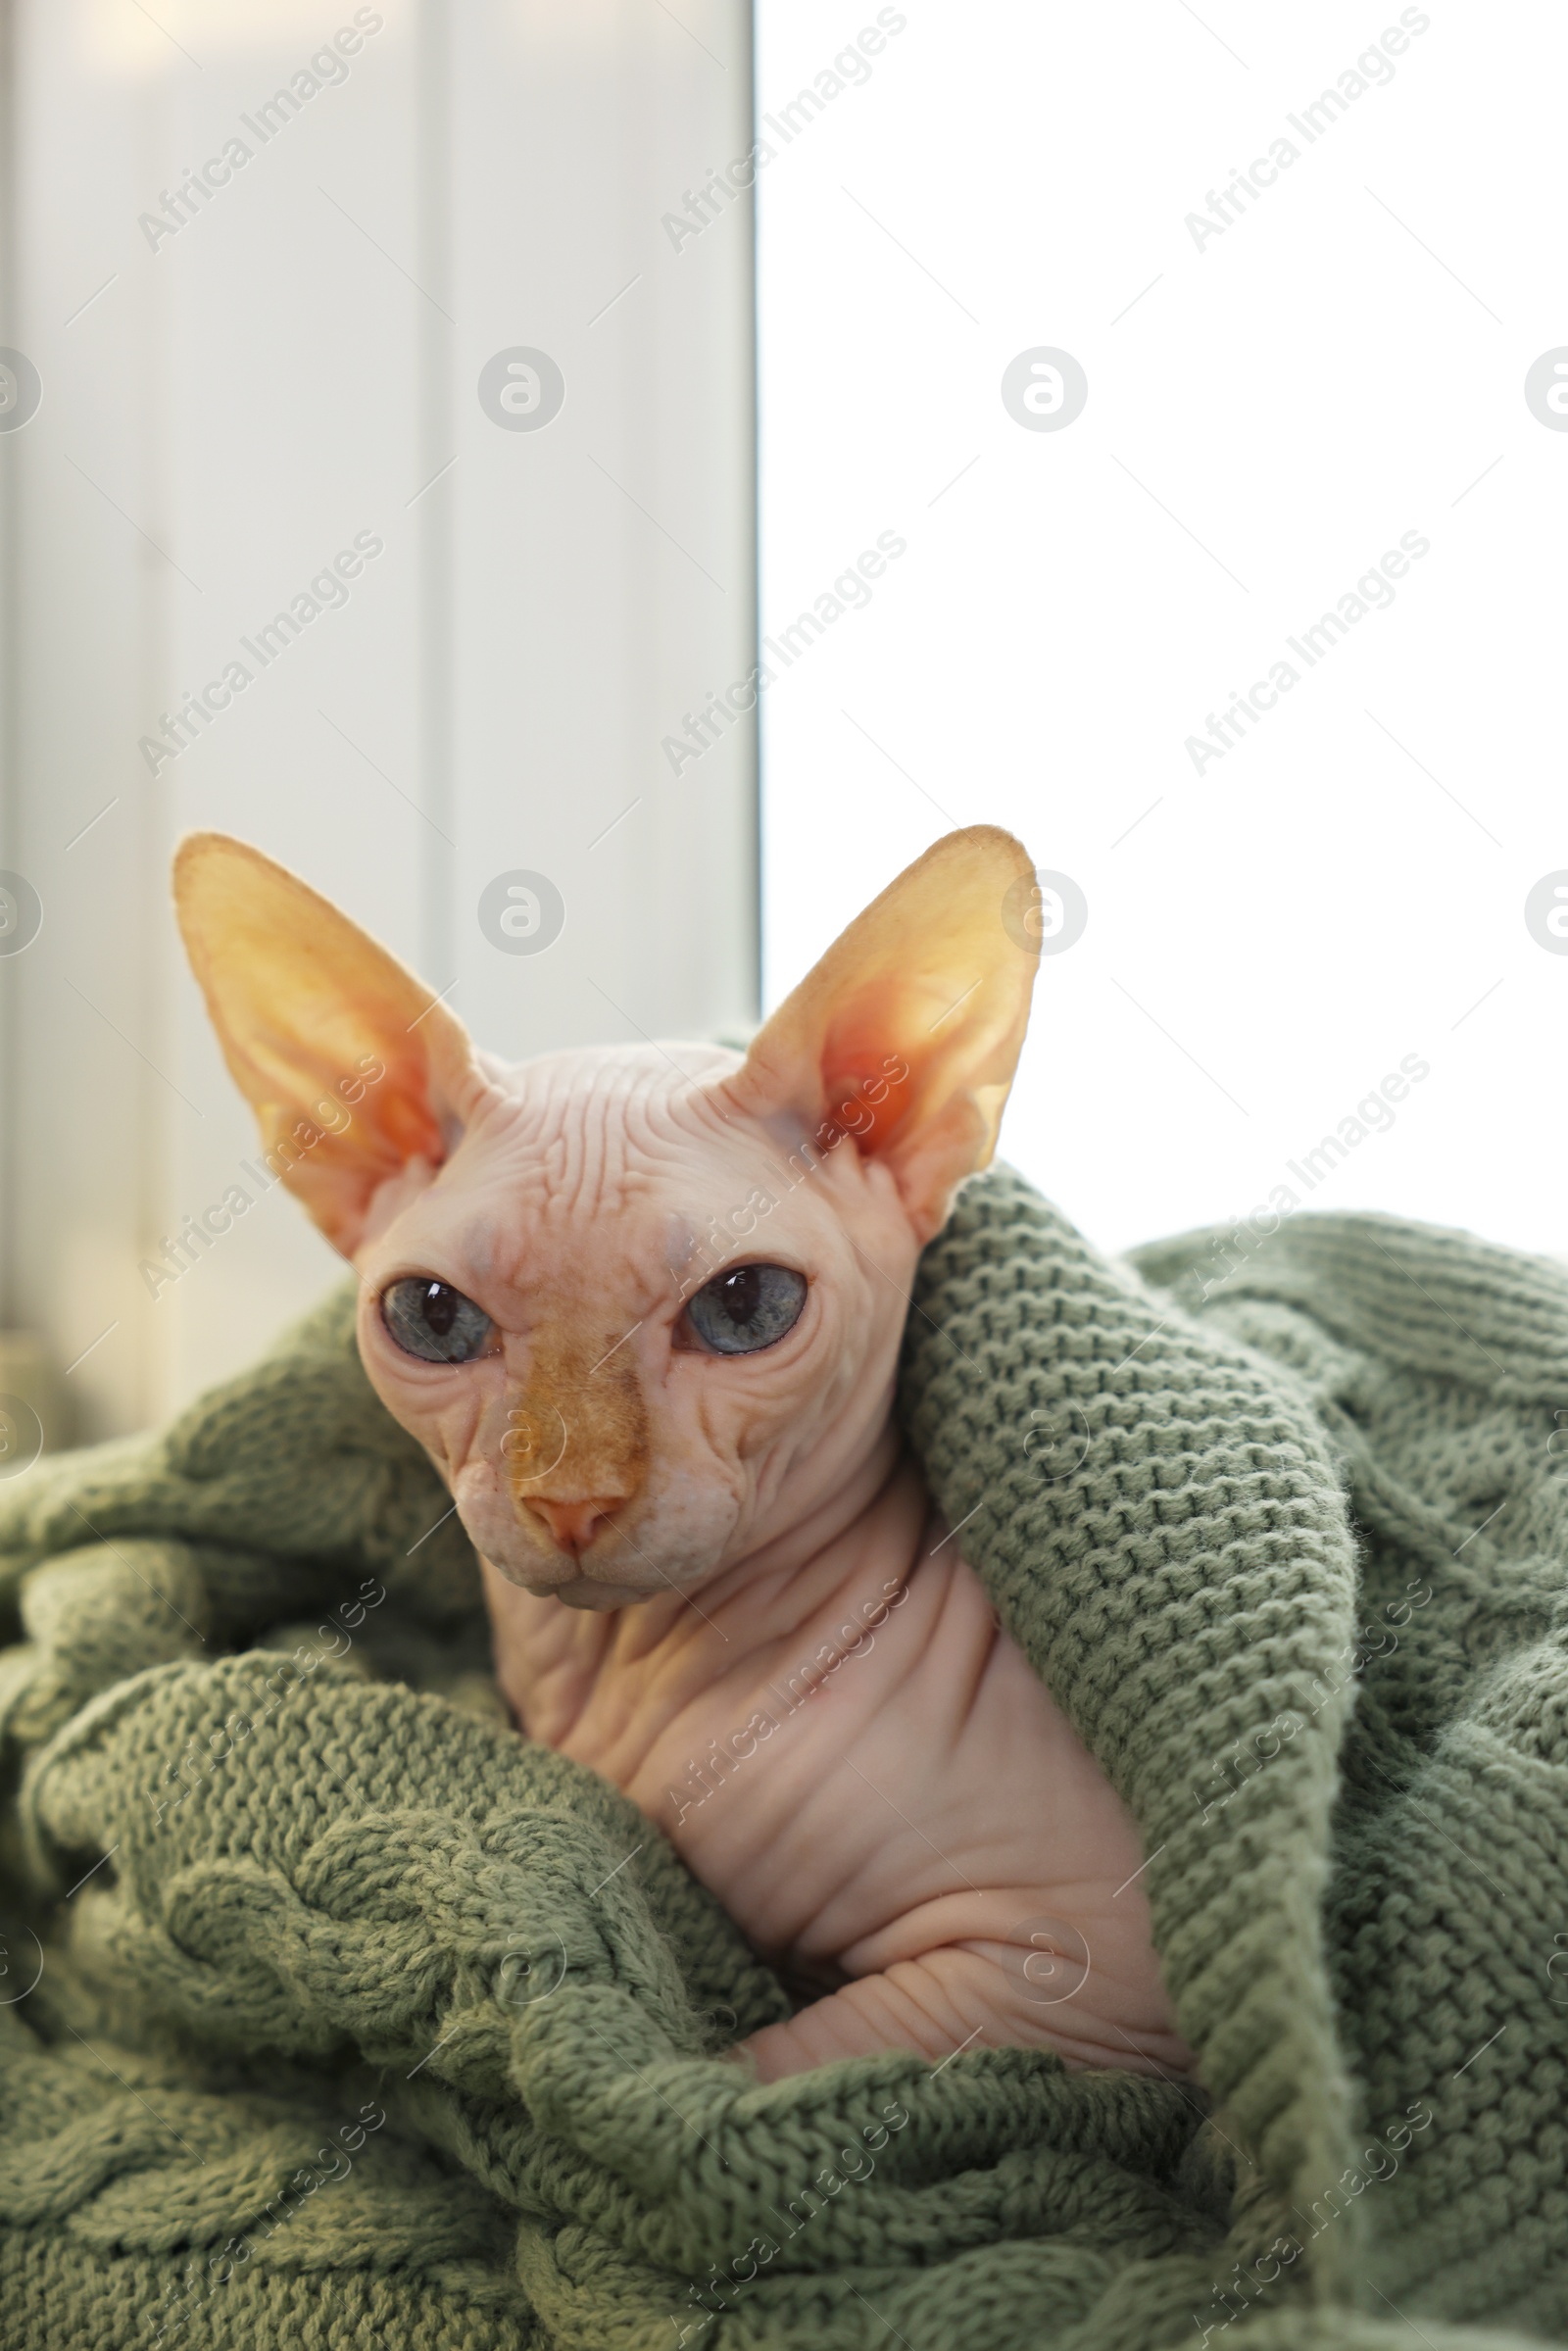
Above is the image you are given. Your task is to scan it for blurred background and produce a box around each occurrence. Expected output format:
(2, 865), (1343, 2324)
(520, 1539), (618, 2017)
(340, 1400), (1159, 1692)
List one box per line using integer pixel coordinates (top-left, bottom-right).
(1, 0), (1564, 1454)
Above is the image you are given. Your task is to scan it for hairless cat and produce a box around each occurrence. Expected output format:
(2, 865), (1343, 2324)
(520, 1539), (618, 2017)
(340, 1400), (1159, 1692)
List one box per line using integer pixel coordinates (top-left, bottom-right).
(174, 825), (1190, 2084)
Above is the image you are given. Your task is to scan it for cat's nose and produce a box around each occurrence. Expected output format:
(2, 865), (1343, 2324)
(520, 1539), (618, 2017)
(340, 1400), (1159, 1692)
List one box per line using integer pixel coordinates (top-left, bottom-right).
(526, 1496), (623, 1556)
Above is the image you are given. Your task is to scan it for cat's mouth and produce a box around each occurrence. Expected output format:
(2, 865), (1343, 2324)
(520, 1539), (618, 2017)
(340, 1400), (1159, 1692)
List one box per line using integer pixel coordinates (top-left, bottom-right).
(489, 1540), (678, 1611)
(528, 1571), (662, 1610)
(491, 1520), (737, 1612)
(480, 1510), (671, 1607)
(450, 1454), (739, 1607)
(503, 1454), (741, 1596)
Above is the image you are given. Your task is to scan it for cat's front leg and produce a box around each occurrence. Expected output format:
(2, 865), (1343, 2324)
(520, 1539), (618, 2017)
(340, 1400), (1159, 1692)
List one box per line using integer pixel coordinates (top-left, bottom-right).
(735, 1942), (1192, 2082)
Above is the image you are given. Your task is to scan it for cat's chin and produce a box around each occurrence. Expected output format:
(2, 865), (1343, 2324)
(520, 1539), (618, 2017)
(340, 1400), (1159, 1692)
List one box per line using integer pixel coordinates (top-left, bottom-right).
(539, 1575), (662, 1610)
(498, 1547), (720, 1611)
(496, 1542), (723, 1617)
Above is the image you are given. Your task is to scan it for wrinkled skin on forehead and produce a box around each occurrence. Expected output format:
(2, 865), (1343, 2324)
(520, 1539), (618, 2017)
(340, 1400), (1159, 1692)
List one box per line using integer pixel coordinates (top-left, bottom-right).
(352, 1042), (923, 1609)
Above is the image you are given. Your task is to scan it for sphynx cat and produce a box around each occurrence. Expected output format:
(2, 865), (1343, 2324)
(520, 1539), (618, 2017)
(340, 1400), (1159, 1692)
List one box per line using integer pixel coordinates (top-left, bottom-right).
(174, 825), (1191, 2084)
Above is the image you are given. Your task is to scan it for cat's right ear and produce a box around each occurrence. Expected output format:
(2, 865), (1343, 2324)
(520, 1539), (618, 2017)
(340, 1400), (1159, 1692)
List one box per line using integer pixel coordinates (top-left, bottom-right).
(722, 826), (1040, 1244)
(173, 831), (489, 1256)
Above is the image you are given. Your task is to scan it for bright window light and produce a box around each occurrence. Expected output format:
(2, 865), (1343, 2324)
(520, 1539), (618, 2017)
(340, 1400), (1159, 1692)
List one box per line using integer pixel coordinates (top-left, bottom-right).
(757, 3), (1567, 1262)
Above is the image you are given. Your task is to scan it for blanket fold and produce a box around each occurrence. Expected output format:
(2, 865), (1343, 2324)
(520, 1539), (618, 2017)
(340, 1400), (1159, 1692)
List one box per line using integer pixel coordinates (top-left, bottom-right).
(1, 1168), (1563, 2349)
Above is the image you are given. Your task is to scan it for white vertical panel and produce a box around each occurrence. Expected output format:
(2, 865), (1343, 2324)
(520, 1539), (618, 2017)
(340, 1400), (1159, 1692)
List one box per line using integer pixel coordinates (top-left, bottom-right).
(449, 3), (759, 1069)
(0, 0), (758, 1442)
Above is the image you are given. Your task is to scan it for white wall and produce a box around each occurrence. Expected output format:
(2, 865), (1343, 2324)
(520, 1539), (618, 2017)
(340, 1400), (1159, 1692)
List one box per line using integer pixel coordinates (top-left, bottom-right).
(0, 0), (759, 1441)
(756, 1), (1568, 1265)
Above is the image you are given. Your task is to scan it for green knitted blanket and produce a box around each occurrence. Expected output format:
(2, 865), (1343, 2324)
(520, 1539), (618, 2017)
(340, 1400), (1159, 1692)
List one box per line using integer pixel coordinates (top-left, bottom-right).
(1, 1168), (1564, 2351)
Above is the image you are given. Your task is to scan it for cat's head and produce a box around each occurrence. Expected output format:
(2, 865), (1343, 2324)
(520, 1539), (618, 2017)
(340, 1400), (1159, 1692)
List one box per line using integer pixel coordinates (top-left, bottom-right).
(174, 827), (1039, 1606)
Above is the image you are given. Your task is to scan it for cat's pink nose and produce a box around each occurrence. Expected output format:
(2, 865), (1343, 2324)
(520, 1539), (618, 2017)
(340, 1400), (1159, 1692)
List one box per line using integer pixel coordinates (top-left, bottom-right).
(527, 1496), (622, 1557)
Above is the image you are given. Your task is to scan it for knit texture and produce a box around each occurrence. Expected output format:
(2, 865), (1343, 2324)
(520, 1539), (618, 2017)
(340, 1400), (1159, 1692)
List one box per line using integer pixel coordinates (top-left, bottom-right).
(0, 1167), (1562, 2350)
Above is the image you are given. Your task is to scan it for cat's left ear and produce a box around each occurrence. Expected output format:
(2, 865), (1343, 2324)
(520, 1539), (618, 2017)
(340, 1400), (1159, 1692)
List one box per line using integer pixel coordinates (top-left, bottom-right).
(173, 831), (490, 1256)
(723, 826), (1041, 1244)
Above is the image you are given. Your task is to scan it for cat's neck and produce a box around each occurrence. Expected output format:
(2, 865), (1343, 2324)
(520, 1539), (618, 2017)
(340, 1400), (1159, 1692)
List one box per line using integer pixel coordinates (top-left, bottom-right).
(493, 1425), (934, 1754)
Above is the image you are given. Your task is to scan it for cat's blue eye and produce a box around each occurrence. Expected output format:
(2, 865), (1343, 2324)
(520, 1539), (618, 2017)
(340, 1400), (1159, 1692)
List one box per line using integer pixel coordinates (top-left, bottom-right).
(684, 1263), (808, 1356)
(380, 1277), (494, 1364)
